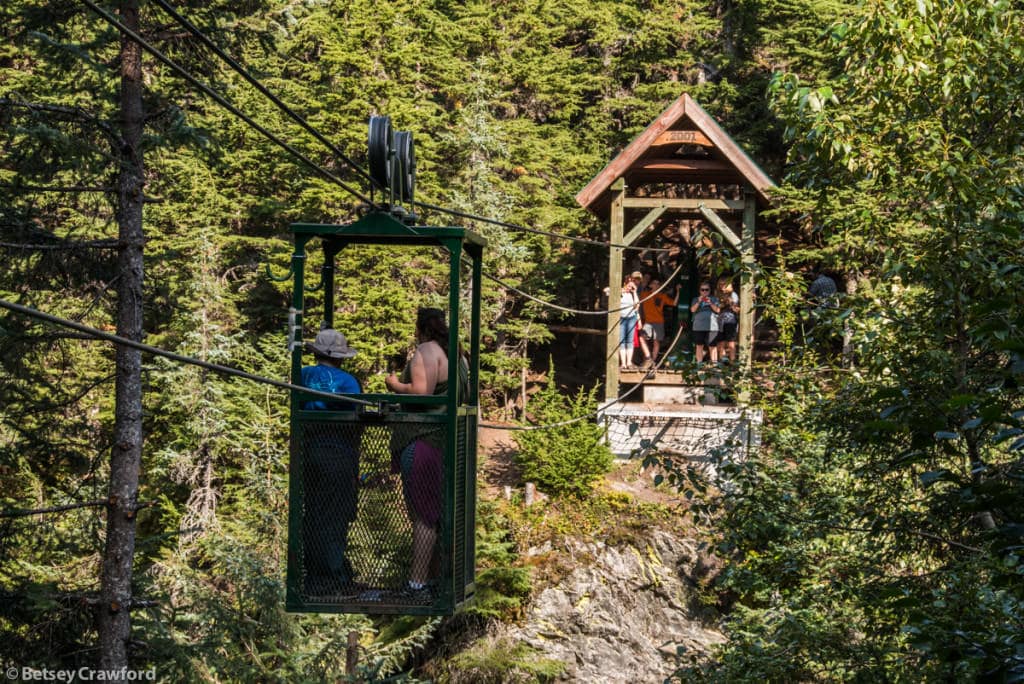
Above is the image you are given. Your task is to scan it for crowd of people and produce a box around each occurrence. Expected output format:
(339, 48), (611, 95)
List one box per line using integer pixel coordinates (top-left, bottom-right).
(620, 271), (741, 369)
(619, 270), (685, 370)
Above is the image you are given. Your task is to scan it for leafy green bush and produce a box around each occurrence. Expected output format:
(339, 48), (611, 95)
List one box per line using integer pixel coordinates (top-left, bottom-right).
(514, 362), (612, 498)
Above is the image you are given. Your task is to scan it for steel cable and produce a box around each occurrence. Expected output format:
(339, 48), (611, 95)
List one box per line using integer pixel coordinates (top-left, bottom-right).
(76, 0), (377, 207)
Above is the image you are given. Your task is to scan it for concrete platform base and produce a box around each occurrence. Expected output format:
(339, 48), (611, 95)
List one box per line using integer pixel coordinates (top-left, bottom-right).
(597, 402), (762, 460)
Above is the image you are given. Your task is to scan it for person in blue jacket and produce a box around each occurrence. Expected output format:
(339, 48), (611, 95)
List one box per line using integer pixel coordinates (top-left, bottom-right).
(300, 329), (362, 598)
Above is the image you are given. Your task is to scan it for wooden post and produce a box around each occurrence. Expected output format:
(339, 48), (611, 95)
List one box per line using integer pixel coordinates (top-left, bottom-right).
(606, 178), (626, 402)
(520, 365), (527, 414)
(346, 630), (360, 674)
(739, 187), (756, 370)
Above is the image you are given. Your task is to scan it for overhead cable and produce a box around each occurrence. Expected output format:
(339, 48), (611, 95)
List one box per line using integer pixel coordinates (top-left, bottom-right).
(68, 0), (711, 434)
(76, 0), (376, 207)
(0, 297), (705, 433)
(478, 322), (691, 431)
(117, 1), (680, 255)
(483, 260), (685, 316)
(412, 199), (673, 253)
(0, 298), (375, 407)
(149, 0), (382, 194)
(126, 0), (675, 256)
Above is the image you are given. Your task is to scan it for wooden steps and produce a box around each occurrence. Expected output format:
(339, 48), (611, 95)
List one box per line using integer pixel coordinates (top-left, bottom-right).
(618, 366), (734, 405)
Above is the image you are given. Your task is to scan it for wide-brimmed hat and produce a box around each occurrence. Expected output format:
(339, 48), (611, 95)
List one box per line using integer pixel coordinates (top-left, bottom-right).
(306, 329), (357, 359)
(630, 271), (643, 279)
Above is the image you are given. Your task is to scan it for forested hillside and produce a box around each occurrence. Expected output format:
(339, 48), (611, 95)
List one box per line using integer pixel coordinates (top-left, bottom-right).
(1, 0), (1021, 681)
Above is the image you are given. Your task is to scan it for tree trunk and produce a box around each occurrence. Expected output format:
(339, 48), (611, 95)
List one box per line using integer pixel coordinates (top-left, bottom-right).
(98, 0), (145, 667)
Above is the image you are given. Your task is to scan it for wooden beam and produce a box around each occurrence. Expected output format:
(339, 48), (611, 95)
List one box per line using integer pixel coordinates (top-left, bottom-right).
(606, 179), (626, 402)
(622, 197), (746, 211)
(627, 171), (738, 184)
(549, 325), (605, 336)
(633, 158), (733, 174)
(681, 95), (776, 205)
(697, 204), (741, 249)
(576, 96), (690, 212)
(652, 130), (713, 147)
(739, 188), (756, 372)
(622, 206), (667, 246)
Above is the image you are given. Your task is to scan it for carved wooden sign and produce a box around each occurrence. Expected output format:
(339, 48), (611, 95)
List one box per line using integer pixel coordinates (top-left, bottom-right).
(653, 129), (713, 147)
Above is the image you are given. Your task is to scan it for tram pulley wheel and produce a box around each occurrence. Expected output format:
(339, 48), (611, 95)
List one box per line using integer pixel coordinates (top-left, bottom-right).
(368, 115), (393, 195)
(393, 130), (415, 203)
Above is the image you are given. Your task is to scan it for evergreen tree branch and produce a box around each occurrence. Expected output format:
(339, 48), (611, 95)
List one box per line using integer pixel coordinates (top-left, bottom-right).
(0, 499), (108, 518)
(0, 239), (120, 251)
(779, 510), (985, 554)
(0, 184), (115, 193)
(0, 96), (123, 147)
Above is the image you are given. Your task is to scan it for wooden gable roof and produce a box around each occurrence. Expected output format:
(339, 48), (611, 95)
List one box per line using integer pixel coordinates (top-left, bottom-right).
(575, 93), (775, 219)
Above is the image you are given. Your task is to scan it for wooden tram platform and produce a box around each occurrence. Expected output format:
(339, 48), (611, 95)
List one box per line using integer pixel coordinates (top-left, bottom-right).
(618, 365), (734, 405)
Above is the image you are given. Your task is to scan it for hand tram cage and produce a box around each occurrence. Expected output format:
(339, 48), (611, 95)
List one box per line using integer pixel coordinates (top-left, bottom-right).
(284, 210), (485, 616)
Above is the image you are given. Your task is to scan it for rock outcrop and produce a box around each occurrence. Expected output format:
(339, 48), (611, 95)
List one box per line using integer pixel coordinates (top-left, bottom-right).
(503, 529), (725, 682)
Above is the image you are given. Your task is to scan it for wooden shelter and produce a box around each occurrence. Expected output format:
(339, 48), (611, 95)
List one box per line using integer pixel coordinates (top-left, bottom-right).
(576, 93), (775, 401)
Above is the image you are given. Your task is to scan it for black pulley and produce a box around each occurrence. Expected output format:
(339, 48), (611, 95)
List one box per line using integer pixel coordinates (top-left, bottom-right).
(393, 130), (416, 203)
(367, 115), (393, 192)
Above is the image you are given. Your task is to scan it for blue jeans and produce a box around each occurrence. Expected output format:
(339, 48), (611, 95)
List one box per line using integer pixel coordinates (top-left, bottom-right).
(620, 314), (637, 350)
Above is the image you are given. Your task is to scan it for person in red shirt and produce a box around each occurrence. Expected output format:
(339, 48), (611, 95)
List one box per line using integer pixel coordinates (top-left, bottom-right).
(639, 277), (679, 368)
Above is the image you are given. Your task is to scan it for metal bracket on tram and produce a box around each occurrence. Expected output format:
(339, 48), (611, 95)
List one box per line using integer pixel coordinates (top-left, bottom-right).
(387, 204), (418, 225)
(265, 261), (295, 282)
(266, 248), (306, 282)
(358, 400), (402, 421)
(303, 266), (326, 293)
(286, 307), (302, 352)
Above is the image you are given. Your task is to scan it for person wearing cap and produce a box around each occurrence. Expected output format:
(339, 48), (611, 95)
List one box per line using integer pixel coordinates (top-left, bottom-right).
(300, 329), (362, 598)
(301, 329), (361, 409)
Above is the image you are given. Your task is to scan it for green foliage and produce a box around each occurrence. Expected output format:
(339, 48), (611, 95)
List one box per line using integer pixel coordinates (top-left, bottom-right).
(468, 566), (533, 621)
(353, 617), (441, 682)
(665, 0), (1024, 680)
(755, 264), (804, 351)
(442, 637), (565, 684)
(514, 360), (612, 498)
(4, 0), (959, 676)
(469, 499), (532, 620)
